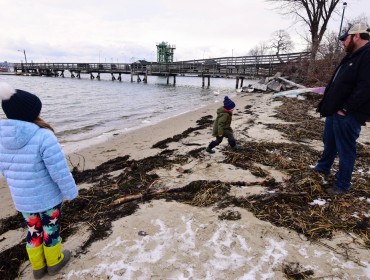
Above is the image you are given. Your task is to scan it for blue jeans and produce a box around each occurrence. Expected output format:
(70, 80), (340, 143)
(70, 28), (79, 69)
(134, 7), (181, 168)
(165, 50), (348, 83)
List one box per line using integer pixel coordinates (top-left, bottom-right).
(315, 114), (361, 191)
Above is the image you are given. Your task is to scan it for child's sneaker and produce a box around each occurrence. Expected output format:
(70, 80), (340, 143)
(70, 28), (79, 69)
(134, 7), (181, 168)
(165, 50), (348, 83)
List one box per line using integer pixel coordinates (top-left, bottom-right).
(231, 145), (241, 151)
(206, 147), (215, 154)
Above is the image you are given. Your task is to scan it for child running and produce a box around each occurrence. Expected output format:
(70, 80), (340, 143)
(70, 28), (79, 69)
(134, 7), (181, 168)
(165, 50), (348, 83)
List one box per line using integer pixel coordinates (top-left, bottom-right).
(206, 96), (240, 153)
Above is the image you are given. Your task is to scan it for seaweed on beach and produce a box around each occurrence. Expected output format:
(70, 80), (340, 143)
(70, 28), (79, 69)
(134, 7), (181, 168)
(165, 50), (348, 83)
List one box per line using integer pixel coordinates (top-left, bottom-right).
(0, 152), (188, 279)
(1, 95), (370, 279)
(267, 95), (324, 142)
(0, 213), (24, 235)
(0, 244), (27, 280)
(282, 262), (314, 279)
(152, 115), (213, 149)
(222, 96), (370, 248)
(162, 180), (232, 207)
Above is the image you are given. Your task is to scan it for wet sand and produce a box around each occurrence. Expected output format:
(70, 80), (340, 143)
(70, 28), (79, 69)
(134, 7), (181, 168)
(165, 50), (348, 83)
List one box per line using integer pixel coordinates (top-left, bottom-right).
(1, 92), (370, 279)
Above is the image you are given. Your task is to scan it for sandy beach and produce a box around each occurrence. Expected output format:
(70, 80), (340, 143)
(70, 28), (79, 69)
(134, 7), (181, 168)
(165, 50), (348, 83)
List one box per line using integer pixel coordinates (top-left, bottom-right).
(1, 91), (370, 279)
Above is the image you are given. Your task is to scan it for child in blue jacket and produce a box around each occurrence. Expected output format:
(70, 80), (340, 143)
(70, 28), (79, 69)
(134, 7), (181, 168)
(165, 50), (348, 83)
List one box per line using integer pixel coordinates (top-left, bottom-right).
(0, 82), (78, 279)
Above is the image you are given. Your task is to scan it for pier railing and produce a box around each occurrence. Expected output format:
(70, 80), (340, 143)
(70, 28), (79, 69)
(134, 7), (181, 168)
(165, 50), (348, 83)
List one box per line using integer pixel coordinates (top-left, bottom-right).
(14, 52), (310, 78)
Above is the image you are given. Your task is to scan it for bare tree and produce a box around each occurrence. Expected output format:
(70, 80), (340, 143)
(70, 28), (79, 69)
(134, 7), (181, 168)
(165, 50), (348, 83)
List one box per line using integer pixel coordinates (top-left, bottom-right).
(270, 29), (294, 55)
(248, 41), (270, 76)
(248, 41), (270, 56)
(318, 31), (339, 58)
(268, 0), (340, 59)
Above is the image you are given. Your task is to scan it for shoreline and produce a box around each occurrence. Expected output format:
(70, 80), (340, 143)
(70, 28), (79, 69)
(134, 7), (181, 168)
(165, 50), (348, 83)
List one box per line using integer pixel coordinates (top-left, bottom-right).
(1, 91), (370, 279)
(66, 94), (240, 169)
(61, 97), (226, 158)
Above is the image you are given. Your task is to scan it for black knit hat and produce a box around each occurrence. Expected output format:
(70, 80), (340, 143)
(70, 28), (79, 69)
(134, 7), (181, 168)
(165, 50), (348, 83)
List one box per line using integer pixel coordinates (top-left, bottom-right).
(223, 96), (235, 111)
(0, 82), (42, 122)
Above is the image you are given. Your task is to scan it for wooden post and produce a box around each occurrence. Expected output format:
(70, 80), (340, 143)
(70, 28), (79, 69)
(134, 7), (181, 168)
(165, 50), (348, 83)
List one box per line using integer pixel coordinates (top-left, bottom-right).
(173, 75), (176, 85)
(202, 75), (205, 88)
(240, 77), (244, 88)
(235, 77), (239, 89)
(131, 72), (133, 82)
(167, 75), (169, 85)
(144, 71), (148, 83)
(207, 76), (210, 87)
(97, 73), (100, 80)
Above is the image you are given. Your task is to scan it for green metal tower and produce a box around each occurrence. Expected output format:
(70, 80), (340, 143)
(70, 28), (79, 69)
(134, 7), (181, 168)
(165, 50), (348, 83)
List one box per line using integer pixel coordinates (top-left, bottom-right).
(156, 42), (176, 63)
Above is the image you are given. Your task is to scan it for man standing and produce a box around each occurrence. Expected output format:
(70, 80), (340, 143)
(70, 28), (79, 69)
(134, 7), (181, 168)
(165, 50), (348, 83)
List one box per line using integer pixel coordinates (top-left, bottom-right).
(314, 23), (370, 195)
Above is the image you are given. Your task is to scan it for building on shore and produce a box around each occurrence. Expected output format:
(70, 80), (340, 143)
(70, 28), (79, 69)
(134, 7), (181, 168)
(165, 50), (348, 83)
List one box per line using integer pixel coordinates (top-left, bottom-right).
(0, 61), (11, 72)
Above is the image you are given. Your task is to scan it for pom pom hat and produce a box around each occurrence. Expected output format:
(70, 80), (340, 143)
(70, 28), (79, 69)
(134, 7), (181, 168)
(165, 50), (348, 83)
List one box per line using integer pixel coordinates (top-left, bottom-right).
(0, 82), (42, 122)
(223, 96), (235, 111)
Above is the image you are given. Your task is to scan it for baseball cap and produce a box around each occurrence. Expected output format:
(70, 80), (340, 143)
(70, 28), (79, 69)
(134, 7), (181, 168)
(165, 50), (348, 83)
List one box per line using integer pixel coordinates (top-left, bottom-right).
(339, 23), (370, 41)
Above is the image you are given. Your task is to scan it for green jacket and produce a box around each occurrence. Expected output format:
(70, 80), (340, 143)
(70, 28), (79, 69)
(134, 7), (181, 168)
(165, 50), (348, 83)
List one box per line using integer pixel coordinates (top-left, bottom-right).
(212, 106), (233, 137)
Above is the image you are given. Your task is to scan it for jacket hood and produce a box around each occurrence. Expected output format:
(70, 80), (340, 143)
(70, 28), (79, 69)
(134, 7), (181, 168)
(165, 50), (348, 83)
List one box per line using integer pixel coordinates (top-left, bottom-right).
(0, 119), (40, 149)
(217, 106), (231, 114)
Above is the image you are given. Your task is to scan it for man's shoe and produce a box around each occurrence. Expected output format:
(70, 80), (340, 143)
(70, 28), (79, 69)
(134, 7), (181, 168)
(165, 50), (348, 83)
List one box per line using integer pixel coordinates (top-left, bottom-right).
(231, 145), (241, 151)
(325, 186), (347, 195)
(206, 147), (215, 154)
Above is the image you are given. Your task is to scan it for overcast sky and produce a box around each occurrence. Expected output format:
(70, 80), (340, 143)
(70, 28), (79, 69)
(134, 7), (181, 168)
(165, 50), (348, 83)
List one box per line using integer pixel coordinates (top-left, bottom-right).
(1, 0), (369, 63)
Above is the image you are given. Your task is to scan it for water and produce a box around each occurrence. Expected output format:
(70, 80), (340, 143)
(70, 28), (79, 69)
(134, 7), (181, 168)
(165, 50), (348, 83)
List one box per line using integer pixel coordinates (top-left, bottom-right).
(0, 73), (256, 152)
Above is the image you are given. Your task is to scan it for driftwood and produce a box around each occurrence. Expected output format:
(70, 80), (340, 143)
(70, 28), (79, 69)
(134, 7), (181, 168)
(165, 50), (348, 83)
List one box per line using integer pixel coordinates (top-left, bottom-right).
(112, 189), (169, 205)
(276, 77), (306, 89)
(112, 178), (280, 205)
(241, 72), (306, 93)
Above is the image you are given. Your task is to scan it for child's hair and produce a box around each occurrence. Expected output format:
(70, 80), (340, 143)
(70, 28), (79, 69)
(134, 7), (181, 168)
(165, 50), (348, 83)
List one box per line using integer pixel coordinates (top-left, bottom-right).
(33, 117), (55, 133)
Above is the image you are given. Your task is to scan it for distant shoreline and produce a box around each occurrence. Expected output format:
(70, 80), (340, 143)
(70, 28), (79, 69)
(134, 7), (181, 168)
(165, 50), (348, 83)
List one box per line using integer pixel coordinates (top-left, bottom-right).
(0, 72), (16, 76)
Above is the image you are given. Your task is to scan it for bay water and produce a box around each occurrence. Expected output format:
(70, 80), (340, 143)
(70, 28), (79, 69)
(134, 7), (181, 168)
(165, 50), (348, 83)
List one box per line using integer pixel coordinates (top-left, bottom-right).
(0, 73), (255, 153)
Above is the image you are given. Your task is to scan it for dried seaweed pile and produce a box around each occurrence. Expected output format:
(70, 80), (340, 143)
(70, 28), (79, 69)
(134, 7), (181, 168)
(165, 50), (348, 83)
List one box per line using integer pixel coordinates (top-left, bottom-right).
(151, 115), (213, 149)
(225, 140), (370, 243)
(267, 94), (324, 142)
(1, 95), (370, 279)
(282, 262), (314, 280)
(0, 151), (188, 280)
(222, 96), (370, 247)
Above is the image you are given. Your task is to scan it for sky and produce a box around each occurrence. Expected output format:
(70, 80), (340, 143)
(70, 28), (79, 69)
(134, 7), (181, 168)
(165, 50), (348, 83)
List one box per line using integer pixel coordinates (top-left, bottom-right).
(1, 0), (369, 64)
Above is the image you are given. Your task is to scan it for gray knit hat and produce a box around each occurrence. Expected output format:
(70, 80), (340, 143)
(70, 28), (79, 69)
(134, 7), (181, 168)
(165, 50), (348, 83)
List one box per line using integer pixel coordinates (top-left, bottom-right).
(0, 82), (42, 122)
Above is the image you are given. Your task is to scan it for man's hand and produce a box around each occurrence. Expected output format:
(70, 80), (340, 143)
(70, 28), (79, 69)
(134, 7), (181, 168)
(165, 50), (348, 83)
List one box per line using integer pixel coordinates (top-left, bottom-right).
(337, 110), (346, 116)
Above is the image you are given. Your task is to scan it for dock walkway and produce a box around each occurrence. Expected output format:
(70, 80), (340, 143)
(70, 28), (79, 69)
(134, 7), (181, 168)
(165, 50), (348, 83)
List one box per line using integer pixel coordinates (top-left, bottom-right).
(14, 52), (310, 88)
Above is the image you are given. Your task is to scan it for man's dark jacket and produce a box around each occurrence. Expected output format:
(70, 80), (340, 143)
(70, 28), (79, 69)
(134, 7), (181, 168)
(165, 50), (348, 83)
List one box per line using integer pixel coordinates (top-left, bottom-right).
(317, 42), (370, 125)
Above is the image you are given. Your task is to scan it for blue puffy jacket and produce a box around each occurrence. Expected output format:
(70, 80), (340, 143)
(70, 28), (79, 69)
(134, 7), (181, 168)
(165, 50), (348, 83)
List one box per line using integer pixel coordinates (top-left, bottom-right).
(0, 119), (78, 213)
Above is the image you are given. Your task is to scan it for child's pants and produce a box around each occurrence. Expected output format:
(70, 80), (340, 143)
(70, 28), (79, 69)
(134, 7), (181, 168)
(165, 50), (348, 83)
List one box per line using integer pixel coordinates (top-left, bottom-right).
(208, 130), (236, 149)
(21, 204), (62, 248)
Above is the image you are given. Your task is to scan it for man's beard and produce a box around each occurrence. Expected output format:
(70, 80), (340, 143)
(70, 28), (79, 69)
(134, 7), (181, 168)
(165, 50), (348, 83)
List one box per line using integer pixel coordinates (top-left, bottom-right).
(345, 37), (356, 53)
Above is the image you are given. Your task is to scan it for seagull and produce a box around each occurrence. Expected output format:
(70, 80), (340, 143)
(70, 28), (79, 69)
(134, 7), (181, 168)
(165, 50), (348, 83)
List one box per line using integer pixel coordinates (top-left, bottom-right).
(213, 90), (220, 95)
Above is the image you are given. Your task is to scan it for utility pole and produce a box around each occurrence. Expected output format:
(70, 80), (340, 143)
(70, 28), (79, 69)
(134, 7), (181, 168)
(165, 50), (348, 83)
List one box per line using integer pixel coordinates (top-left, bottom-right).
(18, 49), (28, 64)
(339, 2), (347, 36)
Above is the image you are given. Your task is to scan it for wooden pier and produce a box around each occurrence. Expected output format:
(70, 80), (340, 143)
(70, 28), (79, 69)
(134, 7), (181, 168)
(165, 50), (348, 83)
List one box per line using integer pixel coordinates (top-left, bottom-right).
(13, 52), (310, 88)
